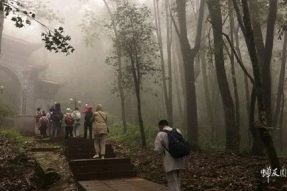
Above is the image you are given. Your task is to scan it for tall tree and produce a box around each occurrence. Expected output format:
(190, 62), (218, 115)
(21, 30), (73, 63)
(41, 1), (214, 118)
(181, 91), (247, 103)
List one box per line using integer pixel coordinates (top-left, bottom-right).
(102, 0), (128, 133)
(207, 0), (238, 152)
(175, 0), (205, 147)
(273, 31), (287, 128)
(232, 0), (280, 169)
(113, 2), (158, 147)
(153, 0), (173, 125)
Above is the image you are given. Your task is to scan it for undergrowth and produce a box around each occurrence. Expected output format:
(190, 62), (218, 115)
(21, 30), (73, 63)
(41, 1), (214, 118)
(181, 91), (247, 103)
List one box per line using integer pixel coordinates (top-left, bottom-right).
(109, 123), (158, 147)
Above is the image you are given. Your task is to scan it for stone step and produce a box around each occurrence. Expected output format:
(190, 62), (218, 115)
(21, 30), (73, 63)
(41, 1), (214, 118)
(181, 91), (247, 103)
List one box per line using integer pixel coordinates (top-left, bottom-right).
(69, 158), (132, 166)
(65, 138), (137, 181)
(66, 153), (116, 160)
(66, 144), (116, 159)
(70, 158), (136, 180)
(30, 147), (61, 152)
(74, 170), (137, 181)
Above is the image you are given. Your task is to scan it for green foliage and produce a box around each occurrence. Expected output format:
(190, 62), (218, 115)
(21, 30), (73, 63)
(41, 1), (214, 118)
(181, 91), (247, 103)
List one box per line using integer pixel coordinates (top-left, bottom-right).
(106, 1), (160, 94)
(41, 27), (75, 55)
(0, 128), (32, 146)
(0, 102), (14, 119)
(2, 0), (74, 55)
(109, 123), (158, 147)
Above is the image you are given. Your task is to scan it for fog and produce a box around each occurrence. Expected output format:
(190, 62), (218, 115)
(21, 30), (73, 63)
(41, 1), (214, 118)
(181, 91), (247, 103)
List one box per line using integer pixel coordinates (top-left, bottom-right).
(0, 0), (287, 155)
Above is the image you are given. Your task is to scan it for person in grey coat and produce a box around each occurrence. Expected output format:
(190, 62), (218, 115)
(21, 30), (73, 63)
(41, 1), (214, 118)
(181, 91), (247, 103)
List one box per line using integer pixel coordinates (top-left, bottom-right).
(154, 120), (186, 191)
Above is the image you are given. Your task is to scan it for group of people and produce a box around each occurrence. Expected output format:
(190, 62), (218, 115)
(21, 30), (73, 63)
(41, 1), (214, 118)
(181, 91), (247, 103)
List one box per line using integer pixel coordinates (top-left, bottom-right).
(35, 103), (187, 190)
(34, 103), (109, 159)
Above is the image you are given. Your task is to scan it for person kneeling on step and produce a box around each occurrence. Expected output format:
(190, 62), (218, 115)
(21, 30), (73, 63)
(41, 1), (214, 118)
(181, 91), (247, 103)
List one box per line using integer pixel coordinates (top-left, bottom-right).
(93, 104), (108, 159)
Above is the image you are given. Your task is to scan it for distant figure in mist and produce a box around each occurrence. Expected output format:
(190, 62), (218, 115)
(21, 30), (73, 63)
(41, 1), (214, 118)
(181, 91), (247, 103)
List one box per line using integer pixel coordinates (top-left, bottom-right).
(39, 111), (49, 138)
(154, 120), (186, 191)
(84, 106), (93, 139)
(46, 107), (54, 136)
(64, 108), (74, 138)
(34, 107), (42, 135)
(93, 104), (108, 159)
(72, 107), (81, 137)
(51, 103), (63, 137)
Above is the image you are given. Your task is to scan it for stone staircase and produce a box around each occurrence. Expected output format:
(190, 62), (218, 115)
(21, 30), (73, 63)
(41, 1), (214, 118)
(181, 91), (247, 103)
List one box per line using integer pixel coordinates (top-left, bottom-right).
(65, 138), (137, 181)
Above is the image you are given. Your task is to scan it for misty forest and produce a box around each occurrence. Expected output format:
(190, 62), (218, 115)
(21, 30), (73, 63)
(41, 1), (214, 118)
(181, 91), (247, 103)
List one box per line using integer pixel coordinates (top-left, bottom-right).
(0, 0), (287, 190)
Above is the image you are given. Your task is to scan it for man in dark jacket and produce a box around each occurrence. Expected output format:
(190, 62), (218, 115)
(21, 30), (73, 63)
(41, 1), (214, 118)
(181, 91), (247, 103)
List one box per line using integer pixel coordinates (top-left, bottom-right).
(51, 103), (63, 137)
(84, 106), (94, 139)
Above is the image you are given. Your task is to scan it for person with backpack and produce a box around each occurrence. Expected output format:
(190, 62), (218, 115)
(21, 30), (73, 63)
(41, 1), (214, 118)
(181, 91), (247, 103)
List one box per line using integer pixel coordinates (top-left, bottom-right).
(154, 120), (189, 191)
(34, 107), (42, 135)
(84, 106), (93, 139)
(92, 104), (108, 159)
(51, 103), (63, 137)
(39, 111), (49, 138)
(64, 108), (74, 138)
(46, 107), (54, 136)
(72, 107), (81, 137)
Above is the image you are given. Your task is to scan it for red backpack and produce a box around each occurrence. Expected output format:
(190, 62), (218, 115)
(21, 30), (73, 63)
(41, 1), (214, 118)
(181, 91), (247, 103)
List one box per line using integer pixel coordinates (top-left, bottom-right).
(65, 114), (74, 126)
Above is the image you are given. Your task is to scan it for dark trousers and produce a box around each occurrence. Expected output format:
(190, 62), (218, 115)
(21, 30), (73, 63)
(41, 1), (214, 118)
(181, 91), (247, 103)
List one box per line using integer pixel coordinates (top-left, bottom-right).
(84, 123), (92, 139)
(39, 125), (47, 137)
(52, 123), (61, 137)
(65, 126), (73, 138)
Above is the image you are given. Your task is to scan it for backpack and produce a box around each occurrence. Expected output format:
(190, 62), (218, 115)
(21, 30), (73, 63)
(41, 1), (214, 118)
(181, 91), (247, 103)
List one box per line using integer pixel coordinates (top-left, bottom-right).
(39, 116), (49, 128)
(72, 111), (81, 121)
(65, 114), (74, 126)
(35, 112), (42, 123)
(162, 128), (191, 158)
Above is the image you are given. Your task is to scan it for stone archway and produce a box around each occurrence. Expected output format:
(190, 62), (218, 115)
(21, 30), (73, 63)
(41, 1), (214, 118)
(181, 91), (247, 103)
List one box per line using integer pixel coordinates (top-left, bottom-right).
(0, 63), (24, 114)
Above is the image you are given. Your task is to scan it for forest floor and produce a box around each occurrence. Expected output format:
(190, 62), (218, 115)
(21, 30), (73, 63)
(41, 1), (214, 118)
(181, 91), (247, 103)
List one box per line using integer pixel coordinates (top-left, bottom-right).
(110, 140), (287, 191)
(0, 129), (78, 191)
(0, 130), (42, 191)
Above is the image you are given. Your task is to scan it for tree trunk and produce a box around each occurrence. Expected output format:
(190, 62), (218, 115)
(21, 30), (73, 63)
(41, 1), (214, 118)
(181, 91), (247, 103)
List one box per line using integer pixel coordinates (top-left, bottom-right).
(273, 31), (287, 128)
(0, 1), (4, 54)
(201, 48), (215, 142)
(207, 0), (238, 152)
(176, 0), (205, 147)
(278, 96), (285, 151)
(102, 0), (127, 133)
(261, 0), (278, 126)
(249, 87), (265, 155)
(165, 0), (173, 125)
(153, 0), (170, 123)
(228, 0), (240, 151)
(200, 13), (215, 142)
(232, 0), (280, 168)
(129, 51), (146, 147)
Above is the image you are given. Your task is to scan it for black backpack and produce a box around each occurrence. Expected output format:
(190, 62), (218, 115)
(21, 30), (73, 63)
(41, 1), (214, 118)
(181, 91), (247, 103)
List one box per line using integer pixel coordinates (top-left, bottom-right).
(162, 128), (191, 158)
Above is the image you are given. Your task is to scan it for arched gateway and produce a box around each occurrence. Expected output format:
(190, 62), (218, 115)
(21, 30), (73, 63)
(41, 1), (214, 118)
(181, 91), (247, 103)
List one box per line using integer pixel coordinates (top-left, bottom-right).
(0, 35), (62, 132)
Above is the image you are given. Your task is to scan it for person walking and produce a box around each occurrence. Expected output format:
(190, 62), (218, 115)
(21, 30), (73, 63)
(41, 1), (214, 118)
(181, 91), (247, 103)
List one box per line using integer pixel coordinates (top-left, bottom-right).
(39, 111), (49, 138)
(34, 107), (42, 135)
(154, 120), (186, 191)
(93, 104), (108, 159)
(84, 106), (93, 139)
(46, 107), (54, 136)
(51, 103), (63, 137)
(72, 107), (81, 137)
(64, 108), (74, 138)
